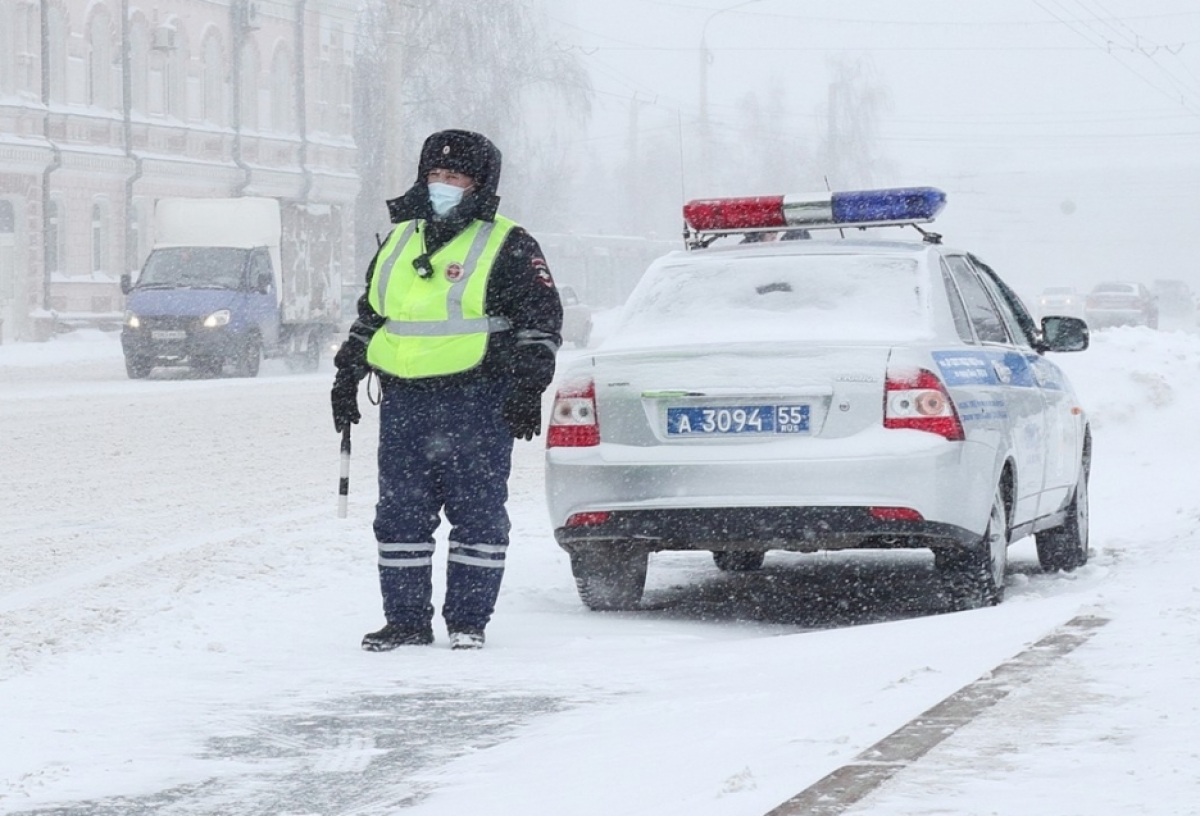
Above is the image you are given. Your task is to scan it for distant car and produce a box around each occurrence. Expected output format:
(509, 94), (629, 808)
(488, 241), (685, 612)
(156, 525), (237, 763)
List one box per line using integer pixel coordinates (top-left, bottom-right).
(546, 186), (1092, 613)
(1151, 279), (1196, 323)
(1036, 286), (1083, 319)
(1085, 282), (1158, 329)
(559, 285), (593, 348)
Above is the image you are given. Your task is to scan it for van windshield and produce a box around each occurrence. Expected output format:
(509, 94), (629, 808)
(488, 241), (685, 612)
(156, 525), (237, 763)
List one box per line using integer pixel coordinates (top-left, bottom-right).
(137, 247), (252, 290)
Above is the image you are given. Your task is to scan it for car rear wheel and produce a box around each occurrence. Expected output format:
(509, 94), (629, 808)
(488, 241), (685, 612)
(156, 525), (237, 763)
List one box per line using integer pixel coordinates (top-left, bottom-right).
(570, 546), (648, 611)
(944, 484), (1009, 607)
(1036, 466), (1089, 572)
(712, 551), (765, 572)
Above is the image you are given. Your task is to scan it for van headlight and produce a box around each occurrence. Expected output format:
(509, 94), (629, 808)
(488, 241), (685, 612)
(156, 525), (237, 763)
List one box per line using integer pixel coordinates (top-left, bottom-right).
(202, 309), (231, 328)
(125, 311), (141, 329)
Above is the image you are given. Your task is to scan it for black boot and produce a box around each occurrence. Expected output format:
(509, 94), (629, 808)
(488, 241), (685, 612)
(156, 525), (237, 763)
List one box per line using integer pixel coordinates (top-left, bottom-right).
(361, 623), (434, 651)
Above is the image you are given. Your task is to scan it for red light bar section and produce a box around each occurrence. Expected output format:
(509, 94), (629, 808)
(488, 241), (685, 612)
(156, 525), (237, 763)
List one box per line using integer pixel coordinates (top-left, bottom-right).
(683, 196), (786, 232)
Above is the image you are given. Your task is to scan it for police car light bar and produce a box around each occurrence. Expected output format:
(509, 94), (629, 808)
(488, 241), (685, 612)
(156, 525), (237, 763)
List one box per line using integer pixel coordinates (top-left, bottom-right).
(683, 186), (947, 236)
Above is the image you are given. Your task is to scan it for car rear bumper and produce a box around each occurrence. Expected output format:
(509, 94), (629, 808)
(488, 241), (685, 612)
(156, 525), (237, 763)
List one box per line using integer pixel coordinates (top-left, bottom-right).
(554, 505), (978, 553)
(546, 434), (998, 549)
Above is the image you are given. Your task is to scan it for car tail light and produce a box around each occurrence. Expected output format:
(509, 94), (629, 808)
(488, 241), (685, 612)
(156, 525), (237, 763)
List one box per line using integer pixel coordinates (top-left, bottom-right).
(884, 368), (965, 441)
(566, 511), (611, 527)
(869, 506), (924, 521)
(547, 377), (600, 448)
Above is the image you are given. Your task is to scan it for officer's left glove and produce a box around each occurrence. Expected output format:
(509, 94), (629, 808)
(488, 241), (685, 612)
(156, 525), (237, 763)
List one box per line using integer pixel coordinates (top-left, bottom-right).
(502, 387), (543, 441)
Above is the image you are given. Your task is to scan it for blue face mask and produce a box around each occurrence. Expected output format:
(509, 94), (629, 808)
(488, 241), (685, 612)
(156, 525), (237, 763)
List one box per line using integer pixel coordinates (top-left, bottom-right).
(428, 182), (466, 217)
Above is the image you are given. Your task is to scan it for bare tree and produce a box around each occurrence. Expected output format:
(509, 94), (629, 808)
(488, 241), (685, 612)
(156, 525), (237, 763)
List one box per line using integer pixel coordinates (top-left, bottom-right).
(817, 55), (893, 189)
(353, 0), (592, 255)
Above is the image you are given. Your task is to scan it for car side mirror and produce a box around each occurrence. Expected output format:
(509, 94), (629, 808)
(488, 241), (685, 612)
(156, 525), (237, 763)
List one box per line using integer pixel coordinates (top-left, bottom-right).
(1042, 316), (1089, 352)
(257, 271), (273, 293)
(120, 273), (132, 295)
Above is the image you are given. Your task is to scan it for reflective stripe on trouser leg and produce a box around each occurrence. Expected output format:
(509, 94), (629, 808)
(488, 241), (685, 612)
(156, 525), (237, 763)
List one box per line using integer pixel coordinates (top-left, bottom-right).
(446, 542), (508, 631)
(377, 542), (436, 627)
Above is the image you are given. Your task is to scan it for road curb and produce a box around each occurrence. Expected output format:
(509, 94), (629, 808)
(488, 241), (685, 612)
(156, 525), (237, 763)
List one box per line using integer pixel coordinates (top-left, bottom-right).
(765, 614), (1110, 815)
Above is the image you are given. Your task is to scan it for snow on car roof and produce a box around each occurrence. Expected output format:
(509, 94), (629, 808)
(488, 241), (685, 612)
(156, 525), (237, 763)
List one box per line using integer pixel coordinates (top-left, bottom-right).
(604, 244), (936, 349)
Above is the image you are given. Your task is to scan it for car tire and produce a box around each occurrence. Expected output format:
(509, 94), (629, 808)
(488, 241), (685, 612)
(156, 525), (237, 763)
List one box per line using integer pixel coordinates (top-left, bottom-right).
(234, 336), (261, 378)
(570, 546), (648, 611)
(944, 484), (1009, 607)
(1036, 462), (1089, 573)
(712, 551), (765, 572)
(125, 356), (152, 379)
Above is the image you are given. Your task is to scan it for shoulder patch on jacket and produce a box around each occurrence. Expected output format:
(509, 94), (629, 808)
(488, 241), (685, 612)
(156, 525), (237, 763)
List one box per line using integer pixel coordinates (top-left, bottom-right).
(531, 256), (555, 289)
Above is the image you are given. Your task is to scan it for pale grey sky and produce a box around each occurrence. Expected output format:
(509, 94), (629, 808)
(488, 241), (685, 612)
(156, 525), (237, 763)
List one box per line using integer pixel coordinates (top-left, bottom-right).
(546, 1), (1200, 294)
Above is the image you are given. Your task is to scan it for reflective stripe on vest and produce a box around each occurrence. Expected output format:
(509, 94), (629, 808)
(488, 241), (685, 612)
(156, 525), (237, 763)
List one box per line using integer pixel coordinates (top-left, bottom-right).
(366, 216), (517, 378)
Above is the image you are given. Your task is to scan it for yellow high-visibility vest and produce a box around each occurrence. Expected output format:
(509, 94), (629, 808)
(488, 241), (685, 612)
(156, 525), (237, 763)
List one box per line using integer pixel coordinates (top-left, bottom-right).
(366, 216), (517, 378)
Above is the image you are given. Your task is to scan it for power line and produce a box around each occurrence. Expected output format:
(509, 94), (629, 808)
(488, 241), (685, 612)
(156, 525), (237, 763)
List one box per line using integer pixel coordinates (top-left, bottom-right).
(1034, 0), (1200, 117)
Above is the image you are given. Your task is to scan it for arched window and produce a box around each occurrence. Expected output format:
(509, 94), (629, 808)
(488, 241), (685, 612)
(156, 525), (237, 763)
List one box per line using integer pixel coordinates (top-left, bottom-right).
(202, 33), (225, 125)
(87, 9), (116, 109)
(240, 38), (261, 131)
(165, 27), (188, 120)
(270, 45), (293, 133)
(47, 6), (67, 103)
(0, 201), (15, 283)
(15, 2), (36, 93)
(0, 4), (13, 95)
(129, 17), (150, 113)
(92, 201), (110, 275)
(46, 198), (64, 276)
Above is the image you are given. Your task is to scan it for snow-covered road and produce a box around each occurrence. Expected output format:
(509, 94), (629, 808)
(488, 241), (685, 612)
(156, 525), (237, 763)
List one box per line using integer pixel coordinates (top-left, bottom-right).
(2, 328), (1198, 815)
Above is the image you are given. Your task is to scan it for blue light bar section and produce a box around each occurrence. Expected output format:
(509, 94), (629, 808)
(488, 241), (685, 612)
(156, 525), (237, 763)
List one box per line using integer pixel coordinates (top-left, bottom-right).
(831, 187), (946, 224)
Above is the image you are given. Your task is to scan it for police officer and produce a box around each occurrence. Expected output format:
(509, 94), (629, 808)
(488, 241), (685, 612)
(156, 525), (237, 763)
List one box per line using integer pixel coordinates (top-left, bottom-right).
(331, 130), (563, 651)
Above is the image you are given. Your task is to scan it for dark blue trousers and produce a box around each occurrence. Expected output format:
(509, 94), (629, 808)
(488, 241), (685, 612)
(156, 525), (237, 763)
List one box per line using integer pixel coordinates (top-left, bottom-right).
(373, 379), (514, 632)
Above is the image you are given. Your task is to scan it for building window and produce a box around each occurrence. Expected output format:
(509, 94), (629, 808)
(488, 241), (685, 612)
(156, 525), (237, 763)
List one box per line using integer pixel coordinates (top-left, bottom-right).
(270, 46), (293, 133)
(240, 38), (260, 131)
(87, 10), (116, 109)
(130, 17), (149, 113)
(47, 6), (67, 103)
(92, 201), (110, 276)
(203, 34), (225, 125)
(0, 4), (12, 95)
(46, 198), (63, 275)
(0, 201), (15, 302)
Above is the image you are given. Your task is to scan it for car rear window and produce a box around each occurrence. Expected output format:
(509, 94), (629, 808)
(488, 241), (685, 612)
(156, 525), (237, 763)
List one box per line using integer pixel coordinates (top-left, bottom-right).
(1043, 287), (1074, 295)
(1093, 283), (1137, 294)
(610, 252), (929, 347)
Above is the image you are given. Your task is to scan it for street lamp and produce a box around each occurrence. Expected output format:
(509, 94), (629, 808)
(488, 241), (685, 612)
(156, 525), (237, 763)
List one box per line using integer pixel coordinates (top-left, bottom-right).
(698, 0), (766, 192)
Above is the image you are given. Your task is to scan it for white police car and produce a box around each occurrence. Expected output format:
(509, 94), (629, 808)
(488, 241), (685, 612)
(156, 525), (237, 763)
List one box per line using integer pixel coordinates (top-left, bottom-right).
(545, 187), (1091, 611)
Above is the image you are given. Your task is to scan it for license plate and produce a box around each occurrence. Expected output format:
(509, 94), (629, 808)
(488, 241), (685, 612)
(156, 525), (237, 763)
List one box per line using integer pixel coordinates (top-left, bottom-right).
(666, 404), (810, 436)
(151, 330), (187, 340)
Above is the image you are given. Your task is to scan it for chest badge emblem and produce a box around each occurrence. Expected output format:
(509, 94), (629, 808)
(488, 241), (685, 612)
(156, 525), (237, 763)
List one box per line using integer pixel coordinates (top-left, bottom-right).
(445, 263), (465, 282)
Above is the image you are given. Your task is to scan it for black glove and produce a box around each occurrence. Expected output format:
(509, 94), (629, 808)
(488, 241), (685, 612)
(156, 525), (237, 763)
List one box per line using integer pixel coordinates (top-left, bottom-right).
(502, 387), (542, 441)
(331, 367), (362, 433)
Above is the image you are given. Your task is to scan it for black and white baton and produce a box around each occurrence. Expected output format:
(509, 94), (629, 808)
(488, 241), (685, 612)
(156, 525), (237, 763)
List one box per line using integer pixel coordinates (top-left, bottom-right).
(337, 425), (351, 518)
